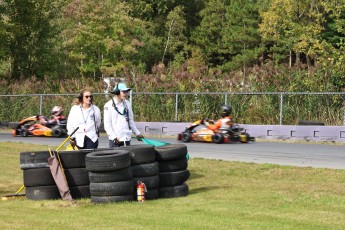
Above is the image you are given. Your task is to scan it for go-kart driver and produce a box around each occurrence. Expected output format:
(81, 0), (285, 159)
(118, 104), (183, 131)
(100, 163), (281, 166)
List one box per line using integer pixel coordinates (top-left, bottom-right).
(204, 105), (233, 131)
(37, 106), (65, 127)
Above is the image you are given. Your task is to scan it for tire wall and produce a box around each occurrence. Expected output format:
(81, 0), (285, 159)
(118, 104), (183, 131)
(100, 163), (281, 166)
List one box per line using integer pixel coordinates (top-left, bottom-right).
(21, 149), (93, 200)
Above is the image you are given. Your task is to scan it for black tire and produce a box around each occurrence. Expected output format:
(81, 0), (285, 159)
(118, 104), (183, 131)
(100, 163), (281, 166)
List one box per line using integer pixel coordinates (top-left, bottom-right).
(181, 132), (192, 142)
(23, 168), (55, 187)
(159, 158), (188, 173)
(155, 144), (188, 161)
(119, 145), (156, 165)
(21, 128), (28, 137)
(20, 151), (50, 169)
(159, 183), (189, 199)
(91, 195), (134, 203)
(58, 150), (93, 168)
(20, 150), (92, 169)
(159, 170), (190, 187)
(132, 162), (159, 177)
(133, 175), (159, 190)
(90, 180), (134, 196)
(89, 167), (133, 183)
(24, 167), (89, 187)
(64, 168), (90, 186)
(144, 189), (159, 200)
(70, 185), (90, 199)
(86, 150), (131, 172)
(52, 126), (63, 137)
(212, 133), (224, 144)
(26, 185), (61, 200)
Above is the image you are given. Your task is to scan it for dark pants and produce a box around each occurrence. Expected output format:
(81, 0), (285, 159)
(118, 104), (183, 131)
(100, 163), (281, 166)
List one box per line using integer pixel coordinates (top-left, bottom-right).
(109, 140), (130, 148)
(77, 135), (98, 149)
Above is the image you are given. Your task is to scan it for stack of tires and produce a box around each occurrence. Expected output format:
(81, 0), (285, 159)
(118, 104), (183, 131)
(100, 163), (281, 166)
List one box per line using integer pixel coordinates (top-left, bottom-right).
(86, 149), (134, 203)
(155, 144), (190, 198)
(120, 145), (159, 200)
(20, 150), (92, 200)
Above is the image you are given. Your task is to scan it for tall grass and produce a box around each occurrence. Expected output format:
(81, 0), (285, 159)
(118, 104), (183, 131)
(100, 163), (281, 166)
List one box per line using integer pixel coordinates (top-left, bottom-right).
(1, 63), (343, 125)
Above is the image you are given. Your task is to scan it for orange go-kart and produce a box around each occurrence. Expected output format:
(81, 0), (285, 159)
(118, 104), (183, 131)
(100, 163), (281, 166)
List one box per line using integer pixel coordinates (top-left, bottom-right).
(12, 115), (67, 137)
(177, 119), (255, 144)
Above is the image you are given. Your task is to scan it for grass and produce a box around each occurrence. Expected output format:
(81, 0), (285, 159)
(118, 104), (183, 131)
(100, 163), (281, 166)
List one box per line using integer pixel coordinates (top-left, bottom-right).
(1, 142), (345, 229)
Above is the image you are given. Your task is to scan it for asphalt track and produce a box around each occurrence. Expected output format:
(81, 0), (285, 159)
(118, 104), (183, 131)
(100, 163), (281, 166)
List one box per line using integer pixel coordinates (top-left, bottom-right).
(1, 132), (345, 170)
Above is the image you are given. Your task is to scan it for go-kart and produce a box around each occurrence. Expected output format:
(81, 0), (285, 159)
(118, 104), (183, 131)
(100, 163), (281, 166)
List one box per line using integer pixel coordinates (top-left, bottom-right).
(177, 119), (255, 144)
(12, 115), (67, 138)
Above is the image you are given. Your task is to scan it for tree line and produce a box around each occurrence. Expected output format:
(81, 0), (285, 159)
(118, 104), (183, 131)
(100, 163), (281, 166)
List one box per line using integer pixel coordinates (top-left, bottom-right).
(0, 0), (344, 93)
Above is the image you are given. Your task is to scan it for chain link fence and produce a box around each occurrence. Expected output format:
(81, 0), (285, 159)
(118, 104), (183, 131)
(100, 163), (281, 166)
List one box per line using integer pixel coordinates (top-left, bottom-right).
(1, 92), (345, 125)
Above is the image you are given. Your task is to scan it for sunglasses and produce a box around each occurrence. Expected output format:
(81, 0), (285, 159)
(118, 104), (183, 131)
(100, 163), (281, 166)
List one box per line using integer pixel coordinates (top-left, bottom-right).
(84, 95), (93, 99)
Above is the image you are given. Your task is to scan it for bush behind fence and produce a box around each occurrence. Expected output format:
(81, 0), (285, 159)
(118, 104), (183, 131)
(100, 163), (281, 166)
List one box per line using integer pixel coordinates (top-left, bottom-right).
(1, 92), (344, 126)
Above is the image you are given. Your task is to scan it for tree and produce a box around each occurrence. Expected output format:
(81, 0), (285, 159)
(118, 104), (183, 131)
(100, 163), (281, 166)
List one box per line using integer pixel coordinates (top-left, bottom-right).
(162, 6), (187, 66)
(61, 0), (160, 77)
(221, 0), (264, 73)
(4, 0), (62, 79)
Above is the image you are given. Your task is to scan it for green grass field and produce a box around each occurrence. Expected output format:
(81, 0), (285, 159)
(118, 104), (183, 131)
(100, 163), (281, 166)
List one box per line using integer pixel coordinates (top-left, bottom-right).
(1, 142), (345, 229)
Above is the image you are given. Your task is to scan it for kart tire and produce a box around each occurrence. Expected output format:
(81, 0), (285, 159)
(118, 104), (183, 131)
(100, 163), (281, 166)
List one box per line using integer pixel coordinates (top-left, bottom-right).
(21, 129), (28, 137)
(181, 131), (192, 142)
(212, 133), (224, 144)
(52, 127), (63, 137)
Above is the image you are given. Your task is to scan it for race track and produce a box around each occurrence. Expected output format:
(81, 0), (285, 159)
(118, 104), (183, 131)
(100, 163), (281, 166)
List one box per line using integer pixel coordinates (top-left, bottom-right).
(1, 132), (345, 170)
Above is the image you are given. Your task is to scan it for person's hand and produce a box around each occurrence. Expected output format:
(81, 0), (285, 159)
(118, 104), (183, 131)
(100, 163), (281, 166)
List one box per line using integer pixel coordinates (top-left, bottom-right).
(70, 138), (76, 149)
(136, 134), (144, 141)
(113, 137), (120, 145)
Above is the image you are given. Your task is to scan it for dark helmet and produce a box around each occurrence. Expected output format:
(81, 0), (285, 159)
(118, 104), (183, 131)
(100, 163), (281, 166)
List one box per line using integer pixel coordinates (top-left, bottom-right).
(220, 105), (232, 117)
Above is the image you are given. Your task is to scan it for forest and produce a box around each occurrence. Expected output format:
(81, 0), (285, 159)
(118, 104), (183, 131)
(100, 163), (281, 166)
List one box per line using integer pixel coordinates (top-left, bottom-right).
(1, 0), (345, 124)
(0, 0), (344, 93)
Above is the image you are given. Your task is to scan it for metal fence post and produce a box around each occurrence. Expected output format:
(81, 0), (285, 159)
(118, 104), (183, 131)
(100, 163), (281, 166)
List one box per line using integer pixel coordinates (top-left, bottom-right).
(39, 94), (43, 115)
(175, 93), (178, 121)
(225, 94), (228, 105)
(279, 93), (283, 125)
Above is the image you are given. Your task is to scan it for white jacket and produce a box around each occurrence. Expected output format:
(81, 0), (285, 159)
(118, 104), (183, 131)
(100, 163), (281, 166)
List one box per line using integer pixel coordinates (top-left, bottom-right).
(104, 97), (140, 142)
(67, 104), (101, 147)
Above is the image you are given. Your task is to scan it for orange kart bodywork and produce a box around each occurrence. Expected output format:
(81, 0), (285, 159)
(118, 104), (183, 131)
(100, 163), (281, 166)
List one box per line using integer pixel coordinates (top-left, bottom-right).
(177, 119), (255, 144)
(12, 115), (66, 137)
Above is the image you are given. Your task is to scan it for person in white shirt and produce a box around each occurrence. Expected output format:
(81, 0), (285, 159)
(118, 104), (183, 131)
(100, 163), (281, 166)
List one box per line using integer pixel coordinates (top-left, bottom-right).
(67, 89), (101, 149)
(104, 82), (143, 148)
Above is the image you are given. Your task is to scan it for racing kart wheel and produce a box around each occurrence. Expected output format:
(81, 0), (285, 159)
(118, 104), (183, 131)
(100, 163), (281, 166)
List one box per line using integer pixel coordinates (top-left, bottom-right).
(212, 133), (224, 144)
(181, 131), (192, 142)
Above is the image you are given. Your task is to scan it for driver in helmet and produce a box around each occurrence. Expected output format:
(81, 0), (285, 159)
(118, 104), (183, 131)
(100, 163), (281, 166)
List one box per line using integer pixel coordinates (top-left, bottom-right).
(38, 106), (65, 127)
(205, 105), (233, 131)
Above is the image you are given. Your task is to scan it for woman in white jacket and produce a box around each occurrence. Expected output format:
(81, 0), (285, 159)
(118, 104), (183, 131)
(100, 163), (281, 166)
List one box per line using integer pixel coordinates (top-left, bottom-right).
(67, 89), (101, 149)
(104, 82), (143, 148)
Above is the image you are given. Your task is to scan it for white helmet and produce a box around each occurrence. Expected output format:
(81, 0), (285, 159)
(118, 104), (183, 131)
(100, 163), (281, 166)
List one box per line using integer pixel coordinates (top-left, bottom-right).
(51, 106), (63, 116)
